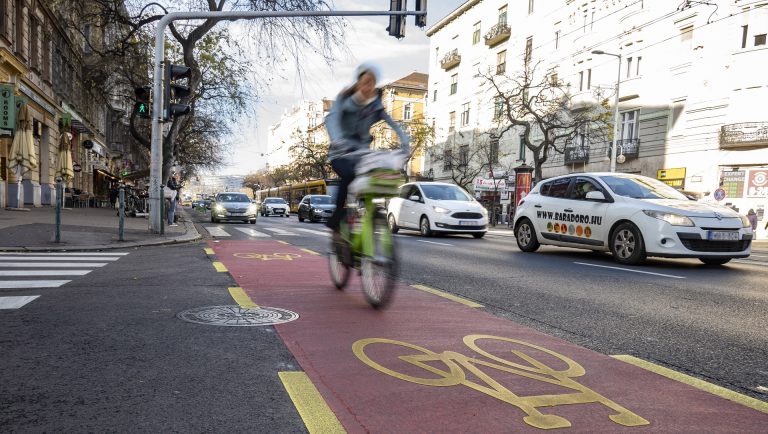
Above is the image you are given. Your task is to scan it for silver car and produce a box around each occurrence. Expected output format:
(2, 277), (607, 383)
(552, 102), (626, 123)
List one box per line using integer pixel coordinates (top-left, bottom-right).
(211, 192), (257, 224)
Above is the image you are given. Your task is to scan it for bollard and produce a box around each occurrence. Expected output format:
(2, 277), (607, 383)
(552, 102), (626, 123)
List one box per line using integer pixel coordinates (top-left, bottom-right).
(54, 177), (62, 243)
(118, 185), (125, 241)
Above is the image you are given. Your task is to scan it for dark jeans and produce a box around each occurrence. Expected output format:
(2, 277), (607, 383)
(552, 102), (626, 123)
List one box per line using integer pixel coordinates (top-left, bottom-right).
(326, 156), (357, 231)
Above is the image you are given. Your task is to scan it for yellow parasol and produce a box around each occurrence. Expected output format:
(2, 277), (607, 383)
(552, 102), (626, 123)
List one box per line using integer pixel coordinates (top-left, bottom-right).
(8, 104), (37, 208)
(55, 131), (74, 181)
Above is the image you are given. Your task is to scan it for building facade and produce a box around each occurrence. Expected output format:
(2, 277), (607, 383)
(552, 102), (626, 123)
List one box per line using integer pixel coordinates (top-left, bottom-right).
(267, 100), (329, 169)
(426, 0), (768, 235)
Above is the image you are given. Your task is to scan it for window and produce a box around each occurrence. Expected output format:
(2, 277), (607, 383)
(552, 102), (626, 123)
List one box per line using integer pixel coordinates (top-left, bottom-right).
(43, 31), (51, 81)
(555, 30), (560, 49)
(15, 0), (24, 58)
(472, 22), (481, 44)
(636, 56), (642, 76)
(569, 178), (602, 200)
(756, 34), (767, 46)
(435, 47), (440, 65)
(29, 14), (38, 70)
(741, 25), (749, 49)
(626, 57), (633, 78)
(587, 68), (591, 89)
(578, 71), (584, 91)
(528, 0), (534, 14)
(498, 5), (507, 25)
(0, 0), (7, 38)
(403, 103), (412, 120)
(540, 178), (571, 198)
(518, 135), (526, 160)
(490, 136), (499, 164)
(448, 111), (456, 132)
(591, 11), (595, 31)
(432, 85), (437, 102)
(620, 110), (639, 141)
(524, 36), (533, 63)
(83, 24), (92, 54)
(496, 50), (506, 75)
(680, 25), (693, 50)
(493, 96), (505, 120)
(550, 73), (558, 86)
(460, 102), (470, 126)
(443, 150), (453, 170)
(459, 145), (469, 167)
(450, 74), (458, 95)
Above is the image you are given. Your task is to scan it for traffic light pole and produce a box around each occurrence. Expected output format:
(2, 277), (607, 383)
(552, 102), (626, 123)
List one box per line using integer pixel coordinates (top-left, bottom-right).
(149, 9), (424, 233)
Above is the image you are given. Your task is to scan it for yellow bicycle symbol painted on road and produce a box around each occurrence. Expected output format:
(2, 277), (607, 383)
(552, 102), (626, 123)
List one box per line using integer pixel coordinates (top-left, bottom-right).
(233, 252), (302, 261)
(353, 335), (649, 430)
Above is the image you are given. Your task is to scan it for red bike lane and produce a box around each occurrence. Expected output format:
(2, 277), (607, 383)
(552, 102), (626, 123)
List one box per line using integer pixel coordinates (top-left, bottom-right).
(209, 240), (768, 432)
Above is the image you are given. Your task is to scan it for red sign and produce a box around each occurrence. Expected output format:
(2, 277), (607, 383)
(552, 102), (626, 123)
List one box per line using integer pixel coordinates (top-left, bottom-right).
(515, 172), (532, 205)
(746, 169), (768, 198)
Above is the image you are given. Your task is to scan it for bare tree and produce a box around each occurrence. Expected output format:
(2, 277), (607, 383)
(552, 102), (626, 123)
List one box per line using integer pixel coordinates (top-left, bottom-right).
(429, 133), (486, 191)
(484, 60), (610, 181)
(286, 130), (331, 181)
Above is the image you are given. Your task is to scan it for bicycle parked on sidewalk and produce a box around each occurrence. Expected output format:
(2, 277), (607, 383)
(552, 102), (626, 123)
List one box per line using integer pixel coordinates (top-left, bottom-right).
(328, 152), (404, 309)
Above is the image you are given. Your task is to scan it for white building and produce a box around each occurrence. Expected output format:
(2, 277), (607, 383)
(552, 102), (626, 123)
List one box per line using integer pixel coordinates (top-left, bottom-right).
(426, 0), (768, 235)
(267, 100), (329, 168)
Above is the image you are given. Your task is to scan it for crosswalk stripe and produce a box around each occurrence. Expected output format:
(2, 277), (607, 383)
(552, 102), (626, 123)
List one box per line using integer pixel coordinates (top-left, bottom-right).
(0, 252), (129, 256)
(235, 227), (271, 237)
(0, 270), (92, 276)
(205, 226), (231, 237)
(261, 227), (298, 236)
(0, 256), (120, 261)
(0, 296), (40, 309)
(295, 228), (330, 237)
(0, 262), (108, 268)
(0, 280), (71, 289)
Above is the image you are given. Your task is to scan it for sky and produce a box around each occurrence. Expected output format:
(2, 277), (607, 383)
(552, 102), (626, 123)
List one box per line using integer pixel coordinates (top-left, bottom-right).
(218, 0), (465, 176)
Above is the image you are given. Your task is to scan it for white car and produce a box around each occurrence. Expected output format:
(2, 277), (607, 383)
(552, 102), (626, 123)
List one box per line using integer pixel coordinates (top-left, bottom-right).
(260, 197), (290, 217)
(513, 173), (753, 265)
(387, 182), (489, 238)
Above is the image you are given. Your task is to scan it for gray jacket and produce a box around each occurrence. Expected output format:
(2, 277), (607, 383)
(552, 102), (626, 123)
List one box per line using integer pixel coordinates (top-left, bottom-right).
(325, 91), (410, 161)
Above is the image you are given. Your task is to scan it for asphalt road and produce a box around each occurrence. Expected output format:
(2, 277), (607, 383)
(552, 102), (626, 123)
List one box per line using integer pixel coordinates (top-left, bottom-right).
(195, 209), (768, 402)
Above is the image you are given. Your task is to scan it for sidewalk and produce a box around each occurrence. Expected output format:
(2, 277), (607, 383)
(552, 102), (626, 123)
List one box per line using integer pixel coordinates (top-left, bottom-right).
(0, 206), (200, 251)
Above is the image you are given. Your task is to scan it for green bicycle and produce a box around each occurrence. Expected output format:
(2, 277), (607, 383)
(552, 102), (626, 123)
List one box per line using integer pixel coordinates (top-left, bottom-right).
(329, 169), (403, 309)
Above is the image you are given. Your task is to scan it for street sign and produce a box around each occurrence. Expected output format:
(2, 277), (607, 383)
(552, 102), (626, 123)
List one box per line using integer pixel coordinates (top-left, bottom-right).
(714, 188), (726, 201)
(0, 84), (16, 130)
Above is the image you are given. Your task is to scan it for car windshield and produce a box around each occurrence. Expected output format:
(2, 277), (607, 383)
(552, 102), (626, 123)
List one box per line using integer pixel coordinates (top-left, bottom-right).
(311, 196), (333, 205)
(265, 198), (286, 204)
(421, 184), (473, 201)
(217, 194), (250, 202)
(599, 175), (689, 200)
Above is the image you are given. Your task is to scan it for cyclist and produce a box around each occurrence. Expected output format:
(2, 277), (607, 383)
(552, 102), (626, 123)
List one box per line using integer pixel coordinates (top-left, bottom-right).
(324, 62), (410, 239)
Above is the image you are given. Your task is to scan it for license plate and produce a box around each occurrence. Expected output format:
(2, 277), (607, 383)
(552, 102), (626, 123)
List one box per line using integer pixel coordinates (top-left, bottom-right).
(707, 231), (739, 241)
(230, 212), (243, 215)
(459, 221), (475, 226)
(274, 209), (284, 213)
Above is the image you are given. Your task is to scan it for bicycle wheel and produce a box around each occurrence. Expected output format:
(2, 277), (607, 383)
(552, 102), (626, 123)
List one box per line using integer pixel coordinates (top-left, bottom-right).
(328, 237), (351, 290)
(360, 210), (397, 309)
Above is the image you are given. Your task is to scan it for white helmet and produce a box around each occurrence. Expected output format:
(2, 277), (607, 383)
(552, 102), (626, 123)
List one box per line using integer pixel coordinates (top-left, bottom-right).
(354, 61), (381, 84)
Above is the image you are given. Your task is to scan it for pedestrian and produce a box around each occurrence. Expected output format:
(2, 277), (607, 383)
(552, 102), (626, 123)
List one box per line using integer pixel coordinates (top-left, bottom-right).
(324, 61), (410, 241)
(747, 209), (757, 232)
(109, 186), (119, 208)
(166, 173), (180, 227)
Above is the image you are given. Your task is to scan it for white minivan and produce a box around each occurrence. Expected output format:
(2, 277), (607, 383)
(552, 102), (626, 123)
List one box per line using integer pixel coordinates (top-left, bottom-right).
(387, 182), (489, 238)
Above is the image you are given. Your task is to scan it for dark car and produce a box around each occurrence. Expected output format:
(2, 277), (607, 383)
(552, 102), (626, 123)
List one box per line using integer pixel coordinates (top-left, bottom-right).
(298, 195), (336, 222)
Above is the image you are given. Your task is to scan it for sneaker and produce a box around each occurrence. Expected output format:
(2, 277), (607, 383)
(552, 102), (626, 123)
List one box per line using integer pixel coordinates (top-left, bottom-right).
(170, 223), (179, 227)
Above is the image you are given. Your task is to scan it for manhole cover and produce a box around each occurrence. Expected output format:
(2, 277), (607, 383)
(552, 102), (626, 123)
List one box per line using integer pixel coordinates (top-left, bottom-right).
(177, 305), (299, 326)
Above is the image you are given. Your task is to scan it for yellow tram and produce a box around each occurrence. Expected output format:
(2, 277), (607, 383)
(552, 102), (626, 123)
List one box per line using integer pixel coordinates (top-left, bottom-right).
(256, 179), (340, 213)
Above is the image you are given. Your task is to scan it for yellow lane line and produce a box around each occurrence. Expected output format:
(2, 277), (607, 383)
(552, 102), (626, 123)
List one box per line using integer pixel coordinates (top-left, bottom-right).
(228, 287), (259, 309)
(300, 248), (320, 256)
(612, 355), (768, 414)
(277, 240), (290, 245)
(212, 261), (228, 272)
(278, 372), (346, 434)
(410, 284), (484, 308)
(204, 247), (215, 255)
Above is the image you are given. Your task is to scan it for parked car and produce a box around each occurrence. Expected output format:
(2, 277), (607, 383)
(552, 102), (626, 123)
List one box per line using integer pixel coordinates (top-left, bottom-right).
(210, 192), (257, 224)
(260, 197), (290, 217)
(297, 195), (336, 222)
(387, 182), (488, 238)
(513, 172), (753, 265)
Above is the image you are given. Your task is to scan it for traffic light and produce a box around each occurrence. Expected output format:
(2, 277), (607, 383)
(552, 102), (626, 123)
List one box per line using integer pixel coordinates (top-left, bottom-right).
(134, 86), (151, 119)
(387, 0), (407, 39)
(414, 0), (427, 28)
(163, 61), (191, 122)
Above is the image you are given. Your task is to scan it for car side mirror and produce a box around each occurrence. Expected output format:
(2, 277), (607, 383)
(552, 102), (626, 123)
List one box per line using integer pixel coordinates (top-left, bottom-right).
(585, 191), (606, 201)
(409, 195), (421, 202)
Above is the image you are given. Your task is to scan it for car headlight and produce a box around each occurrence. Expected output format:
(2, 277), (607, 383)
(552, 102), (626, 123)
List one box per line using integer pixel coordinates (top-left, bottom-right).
(739, 215), (751, 228)
(214, 204), (225, 212)
(642, 210), (694, 226)
(313, 207), (322, 213)
(479, 207), (489, 216)
(247, 205), (257, 213)
(432, 206), (451, 214)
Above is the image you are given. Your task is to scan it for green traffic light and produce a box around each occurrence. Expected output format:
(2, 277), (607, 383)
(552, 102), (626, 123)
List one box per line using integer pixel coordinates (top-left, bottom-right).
(138, 103), (148, 113)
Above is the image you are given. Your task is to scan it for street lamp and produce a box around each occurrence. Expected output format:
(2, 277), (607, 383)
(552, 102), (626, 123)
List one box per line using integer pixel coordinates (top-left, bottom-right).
(592, 49), (622, 172)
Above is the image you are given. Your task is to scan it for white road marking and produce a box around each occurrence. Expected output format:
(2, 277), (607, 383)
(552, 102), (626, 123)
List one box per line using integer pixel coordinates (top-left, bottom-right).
(574, 262), (686, 279)
(296, 228), (330, 237)
(0, 270), (92, 276)
(0, 256), (120, 261)
(0, 262), (108, 268)
(0, 296), (40, 309)
(0, 280), (71, 289)
(261, 227), (297, 235)
(234, 227), (271, 237)
(486, 230), (515, 236)
(0, 252), (129, 256)
(418, 240), (454, 247)
(204, 226), (231, 237)
(747, 254), (768, 258)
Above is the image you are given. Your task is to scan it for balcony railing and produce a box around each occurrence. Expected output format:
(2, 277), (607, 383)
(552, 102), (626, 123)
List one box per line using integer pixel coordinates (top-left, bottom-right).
(564, 146), (590, 164)
(616, 138), (640, 158)
(484, 23), (511, 47)
(440, 49), (461, 70)
(720, 122), (768, 149)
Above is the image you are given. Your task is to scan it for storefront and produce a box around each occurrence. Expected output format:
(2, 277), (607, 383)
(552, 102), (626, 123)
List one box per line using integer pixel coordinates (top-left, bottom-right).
(711, 166), (768, 238)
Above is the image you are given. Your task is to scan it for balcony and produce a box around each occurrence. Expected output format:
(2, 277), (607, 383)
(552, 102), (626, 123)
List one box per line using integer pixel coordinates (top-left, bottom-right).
(440, 49), (461, 70)
(484, 23), (511, 47)
(720, 122), (768, 149)
(564, 146), (590, 164)
(616, 138), (640, 159)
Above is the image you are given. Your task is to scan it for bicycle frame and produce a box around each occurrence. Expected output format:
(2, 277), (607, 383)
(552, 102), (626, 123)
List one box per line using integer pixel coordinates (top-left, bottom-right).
(342, 194), (392, 260)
